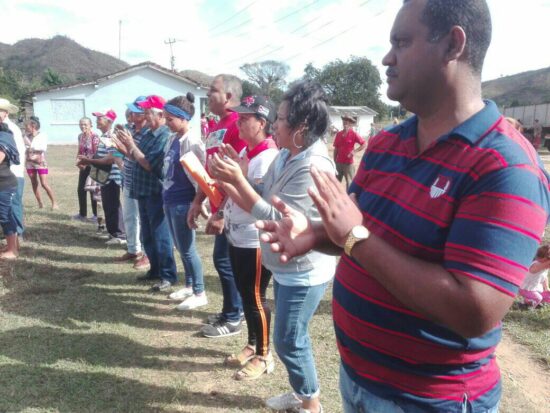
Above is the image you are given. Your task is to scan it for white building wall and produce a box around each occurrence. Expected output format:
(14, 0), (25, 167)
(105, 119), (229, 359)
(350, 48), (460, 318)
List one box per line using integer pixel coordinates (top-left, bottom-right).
(33, 67), (207, 144)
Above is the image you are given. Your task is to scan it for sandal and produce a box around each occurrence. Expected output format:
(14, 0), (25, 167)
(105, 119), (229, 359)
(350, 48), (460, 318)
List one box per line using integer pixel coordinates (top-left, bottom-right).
(233, 353), (274, 381)
(224, 344), (255, 367)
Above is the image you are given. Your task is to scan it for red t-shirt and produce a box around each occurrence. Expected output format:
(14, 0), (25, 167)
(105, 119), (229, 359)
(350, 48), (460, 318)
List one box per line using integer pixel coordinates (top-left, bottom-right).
(333, 129), (366, 164)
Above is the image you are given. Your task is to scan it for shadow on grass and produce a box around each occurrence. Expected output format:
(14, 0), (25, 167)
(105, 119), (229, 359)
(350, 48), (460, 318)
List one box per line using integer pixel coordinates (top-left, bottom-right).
(0, 364), (264, 412)
(18, 245), (118, 264)
(0, 326), (228, 371)
(23, 221), (109, 249)
(1, 281), (204, 333)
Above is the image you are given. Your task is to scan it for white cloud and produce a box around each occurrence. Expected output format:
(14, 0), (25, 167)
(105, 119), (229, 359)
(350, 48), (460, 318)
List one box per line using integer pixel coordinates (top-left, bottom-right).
(1, 0), (549, 94)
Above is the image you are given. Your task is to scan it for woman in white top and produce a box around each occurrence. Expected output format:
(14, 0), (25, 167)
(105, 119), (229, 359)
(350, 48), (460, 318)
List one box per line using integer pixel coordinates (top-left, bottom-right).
(216, 96), (279, 381)
(24, 116), (57, 209)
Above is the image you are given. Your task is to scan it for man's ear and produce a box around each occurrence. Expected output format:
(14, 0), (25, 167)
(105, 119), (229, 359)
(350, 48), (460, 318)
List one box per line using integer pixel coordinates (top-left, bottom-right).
(444, 25), (467, 64)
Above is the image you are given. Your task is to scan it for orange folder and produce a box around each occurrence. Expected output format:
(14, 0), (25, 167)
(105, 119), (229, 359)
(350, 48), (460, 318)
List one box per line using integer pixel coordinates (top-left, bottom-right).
(180, 152), (223, 209)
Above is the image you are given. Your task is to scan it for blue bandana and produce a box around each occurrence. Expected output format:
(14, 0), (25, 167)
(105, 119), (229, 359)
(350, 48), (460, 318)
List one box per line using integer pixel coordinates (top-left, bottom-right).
(164, 104), (192, 121)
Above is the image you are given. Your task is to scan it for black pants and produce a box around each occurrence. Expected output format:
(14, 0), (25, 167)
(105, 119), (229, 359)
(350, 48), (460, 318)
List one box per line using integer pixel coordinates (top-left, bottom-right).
(100, 181), (125, 239)
(229, 245), (272, 357)
(78, 166), (97, 217)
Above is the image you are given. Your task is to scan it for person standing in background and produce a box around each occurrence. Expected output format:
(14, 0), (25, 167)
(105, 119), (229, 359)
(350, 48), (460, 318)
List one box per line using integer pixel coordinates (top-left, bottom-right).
(74, 117), (99, 222)
(113, 96), (148, 268)
(333, 115), (366, 189)
(78, 110), (126, 245)
(115, 95), (177, 292)
(23, 116), (58, 209)
(0, 98), (25, 240)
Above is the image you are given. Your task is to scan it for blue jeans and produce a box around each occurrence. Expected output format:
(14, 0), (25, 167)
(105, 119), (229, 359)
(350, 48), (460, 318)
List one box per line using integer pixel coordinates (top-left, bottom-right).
(164, 203), (204, 294)
(13, 177), (24, 235)
(122, 189), (142, 255)
(0, 188), (17, 236)
(273, 280), (328, 399)
(137, 194), (177, 284)
(339, 364), (500, 413)
(213, 232), (242, 322)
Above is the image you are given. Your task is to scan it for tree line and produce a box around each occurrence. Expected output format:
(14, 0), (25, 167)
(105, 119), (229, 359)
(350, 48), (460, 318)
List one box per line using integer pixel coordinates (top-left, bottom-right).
(2, 56), (397, 120)
(240, 56), (395, 120)
(0, 67), (64, 104)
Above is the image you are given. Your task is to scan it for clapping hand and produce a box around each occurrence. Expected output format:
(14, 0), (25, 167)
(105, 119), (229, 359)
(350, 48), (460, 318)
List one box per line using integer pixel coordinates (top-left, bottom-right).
(308, 165), (363, 247)
(219, 143), (249, 176)
(115, 128), (134, 149)
(209, 151), (244, 185)
(256, 196), (317, 263)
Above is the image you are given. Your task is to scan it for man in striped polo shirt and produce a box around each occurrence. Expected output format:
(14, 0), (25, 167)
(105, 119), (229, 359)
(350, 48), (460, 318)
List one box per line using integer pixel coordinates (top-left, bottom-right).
(257, 1), (550, 412)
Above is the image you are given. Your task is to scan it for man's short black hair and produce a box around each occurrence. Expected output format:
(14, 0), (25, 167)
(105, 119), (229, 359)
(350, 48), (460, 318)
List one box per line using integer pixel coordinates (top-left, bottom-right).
(405, 0), (492, 74)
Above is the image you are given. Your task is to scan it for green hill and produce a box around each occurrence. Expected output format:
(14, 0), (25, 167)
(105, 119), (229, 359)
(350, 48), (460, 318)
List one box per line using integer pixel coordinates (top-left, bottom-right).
(0, 35), (128, 83)
(482, 66), (550, 107)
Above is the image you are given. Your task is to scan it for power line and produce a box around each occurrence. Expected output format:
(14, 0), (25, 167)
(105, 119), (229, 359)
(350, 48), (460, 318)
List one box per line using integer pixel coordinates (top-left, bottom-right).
(203, 0), (380, 74)
(247, 19), (336, 63)
(283, 8), (385, 62)
(208, 0), (259, 33)
(221, 2), (335, 67)
(209, 0), (323, 41)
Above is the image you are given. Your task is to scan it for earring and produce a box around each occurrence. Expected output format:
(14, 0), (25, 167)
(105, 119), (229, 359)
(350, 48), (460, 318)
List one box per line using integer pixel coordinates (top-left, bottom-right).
(292, 131), (304, 149)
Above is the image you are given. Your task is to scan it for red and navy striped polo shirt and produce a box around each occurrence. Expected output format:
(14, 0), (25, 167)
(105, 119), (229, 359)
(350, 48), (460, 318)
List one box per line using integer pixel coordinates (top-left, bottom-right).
(334, 101), (550, 412)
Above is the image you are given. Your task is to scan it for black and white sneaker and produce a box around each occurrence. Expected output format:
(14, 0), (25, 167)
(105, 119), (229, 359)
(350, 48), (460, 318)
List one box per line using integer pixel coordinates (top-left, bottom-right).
(201, 319), (242, 338)
(205, 312), (246, 325)
(151, 280), (172, 292)
(205, 312), (223, 325)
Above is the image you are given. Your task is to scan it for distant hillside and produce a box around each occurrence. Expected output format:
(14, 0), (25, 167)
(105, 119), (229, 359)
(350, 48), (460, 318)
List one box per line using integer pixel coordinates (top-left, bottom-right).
(482, 66), (550, 107)
(0, 35), (129, 83)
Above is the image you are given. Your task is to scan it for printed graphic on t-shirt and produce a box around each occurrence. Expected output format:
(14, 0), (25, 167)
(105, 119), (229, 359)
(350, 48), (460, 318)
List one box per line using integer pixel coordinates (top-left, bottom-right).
(162, 147), (176, 191)
(205, 129), (228, 151)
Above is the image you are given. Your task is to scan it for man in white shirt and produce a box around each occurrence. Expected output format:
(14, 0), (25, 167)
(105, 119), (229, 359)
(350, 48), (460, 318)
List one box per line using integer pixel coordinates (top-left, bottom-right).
(0, 98), (25, 238)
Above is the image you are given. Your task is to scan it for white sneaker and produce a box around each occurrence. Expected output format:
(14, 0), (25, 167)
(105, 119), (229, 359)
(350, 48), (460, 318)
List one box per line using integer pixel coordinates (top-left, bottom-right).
(168, 286), (194, 301)
(176, 294), (208, 311)
(105, 237), (127, 245)
(265, 392), (302, 411)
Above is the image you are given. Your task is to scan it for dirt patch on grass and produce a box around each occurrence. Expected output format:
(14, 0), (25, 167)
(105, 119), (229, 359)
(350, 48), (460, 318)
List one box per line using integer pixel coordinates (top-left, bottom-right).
(498, 335), (550, 411)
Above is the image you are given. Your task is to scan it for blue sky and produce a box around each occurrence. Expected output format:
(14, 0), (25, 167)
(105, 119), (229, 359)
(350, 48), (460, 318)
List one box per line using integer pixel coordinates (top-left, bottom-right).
(1, 0), (550, 99)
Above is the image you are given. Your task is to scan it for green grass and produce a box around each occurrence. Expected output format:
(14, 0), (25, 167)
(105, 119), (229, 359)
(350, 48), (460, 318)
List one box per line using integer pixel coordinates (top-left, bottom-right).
(504, 304), (550, 366)
(0, 145), (547, 412)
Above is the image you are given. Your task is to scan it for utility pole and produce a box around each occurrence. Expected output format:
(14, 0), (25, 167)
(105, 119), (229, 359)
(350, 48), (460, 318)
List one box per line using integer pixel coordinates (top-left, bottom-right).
(164, 39), (184, 71)
(165, 38), (177, 71)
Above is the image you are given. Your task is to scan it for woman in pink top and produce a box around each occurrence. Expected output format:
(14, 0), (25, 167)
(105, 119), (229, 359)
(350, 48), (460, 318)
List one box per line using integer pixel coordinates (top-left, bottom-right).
(73, 117), (99, 221)
(24, 116), (58, 209)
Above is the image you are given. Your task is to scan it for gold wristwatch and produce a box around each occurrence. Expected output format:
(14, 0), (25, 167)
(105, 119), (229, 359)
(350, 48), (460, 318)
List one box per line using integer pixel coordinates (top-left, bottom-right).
(344, 225), (370, 256)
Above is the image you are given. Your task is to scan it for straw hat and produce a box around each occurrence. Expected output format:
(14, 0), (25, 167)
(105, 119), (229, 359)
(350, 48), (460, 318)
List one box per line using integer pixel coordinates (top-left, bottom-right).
(341, 115), (357, 124)
(0, 98), (19, 114)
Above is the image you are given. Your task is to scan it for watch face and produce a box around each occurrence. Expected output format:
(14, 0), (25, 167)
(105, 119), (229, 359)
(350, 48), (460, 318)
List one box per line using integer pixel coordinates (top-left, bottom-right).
(352, 225), (369, 238)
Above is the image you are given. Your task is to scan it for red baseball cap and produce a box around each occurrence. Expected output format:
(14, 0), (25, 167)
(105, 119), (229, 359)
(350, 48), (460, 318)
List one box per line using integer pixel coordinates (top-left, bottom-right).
(138, 95), (166, 110)
(92, 109), (117, 122)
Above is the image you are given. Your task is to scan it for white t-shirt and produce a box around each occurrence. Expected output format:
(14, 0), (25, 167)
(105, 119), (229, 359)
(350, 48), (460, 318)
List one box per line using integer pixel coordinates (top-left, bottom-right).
(225, 147), (278, 248)
(5, 117), (25, 178)
(522, 262), (548, 292)
(26, 131), (48, 152)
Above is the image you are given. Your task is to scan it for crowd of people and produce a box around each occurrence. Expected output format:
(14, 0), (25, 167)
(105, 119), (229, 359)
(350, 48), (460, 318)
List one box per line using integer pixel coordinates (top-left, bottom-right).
(1, 0), (550, 412)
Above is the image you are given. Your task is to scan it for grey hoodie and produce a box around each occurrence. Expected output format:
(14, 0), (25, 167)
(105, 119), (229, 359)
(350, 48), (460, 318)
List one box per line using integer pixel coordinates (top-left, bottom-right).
(251, 139), (336, 278)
